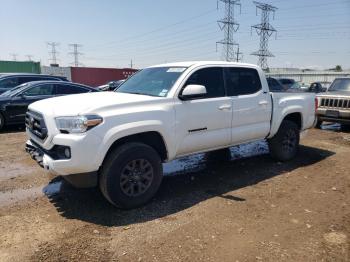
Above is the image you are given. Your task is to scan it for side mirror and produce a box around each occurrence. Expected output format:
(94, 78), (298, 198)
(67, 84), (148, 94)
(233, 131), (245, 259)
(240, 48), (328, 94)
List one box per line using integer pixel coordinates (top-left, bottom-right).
(179, 84), (207, 100)
(18, 93), (26, 99)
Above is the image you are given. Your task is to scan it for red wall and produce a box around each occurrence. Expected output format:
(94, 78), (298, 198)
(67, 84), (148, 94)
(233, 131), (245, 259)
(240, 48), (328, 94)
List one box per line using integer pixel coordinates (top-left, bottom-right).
(70, 67), (138, 87)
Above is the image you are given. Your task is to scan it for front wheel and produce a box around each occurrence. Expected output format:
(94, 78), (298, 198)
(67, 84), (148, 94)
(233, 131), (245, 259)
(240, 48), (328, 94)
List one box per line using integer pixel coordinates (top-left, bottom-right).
(268, 120), (300, 162)
(99, 142), (163, 209)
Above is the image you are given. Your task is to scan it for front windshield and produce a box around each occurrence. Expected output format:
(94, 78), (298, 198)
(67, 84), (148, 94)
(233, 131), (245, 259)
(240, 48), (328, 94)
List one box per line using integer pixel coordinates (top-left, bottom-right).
(328, 79), (350, 92)
(116, 67), (187, 97)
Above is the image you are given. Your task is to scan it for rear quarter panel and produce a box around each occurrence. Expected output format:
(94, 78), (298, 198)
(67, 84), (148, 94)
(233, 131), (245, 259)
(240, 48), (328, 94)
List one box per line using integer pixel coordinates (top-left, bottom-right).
(268, 92), (316, 138)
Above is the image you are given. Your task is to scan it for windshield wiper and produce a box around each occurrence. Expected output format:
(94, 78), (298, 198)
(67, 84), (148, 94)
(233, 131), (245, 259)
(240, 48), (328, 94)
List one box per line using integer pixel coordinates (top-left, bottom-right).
(119, 91), (159, 97)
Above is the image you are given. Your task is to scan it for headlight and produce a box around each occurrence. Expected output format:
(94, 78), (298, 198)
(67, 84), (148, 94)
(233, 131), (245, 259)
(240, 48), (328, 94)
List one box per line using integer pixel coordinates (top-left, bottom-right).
(55, 115), (103, 134)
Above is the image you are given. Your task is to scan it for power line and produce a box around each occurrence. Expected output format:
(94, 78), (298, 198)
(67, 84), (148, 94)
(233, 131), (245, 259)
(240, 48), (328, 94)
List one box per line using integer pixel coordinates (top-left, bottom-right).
(9, 53), (18, 61)
(88, 30), (219, 60)
(87, 8), (217, 51)
(217, 0), (241, 62)
(47, 42), (59, 65)
(26, 55), (33, 61)
(251, 1), (278, 70)
(69, 43), (83, 67)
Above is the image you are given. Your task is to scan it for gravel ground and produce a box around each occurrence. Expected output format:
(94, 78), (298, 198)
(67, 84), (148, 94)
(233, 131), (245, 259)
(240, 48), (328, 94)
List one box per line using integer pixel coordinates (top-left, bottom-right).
(0, 124), (349, 261)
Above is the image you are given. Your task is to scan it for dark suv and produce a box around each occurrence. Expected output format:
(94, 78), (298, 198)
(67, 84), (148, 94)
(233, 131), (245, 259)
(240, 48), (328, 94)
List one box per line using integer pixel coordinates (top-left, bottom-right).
(0, 73), (68, 94)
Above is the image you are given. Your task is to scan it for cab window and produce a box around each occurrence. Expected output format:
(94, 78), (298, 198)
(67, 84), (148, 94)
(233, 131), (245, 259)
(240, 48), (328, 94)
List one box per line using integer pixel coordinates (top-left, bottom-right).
(184, 67), (225, 98)
(225, 68), (262, 96)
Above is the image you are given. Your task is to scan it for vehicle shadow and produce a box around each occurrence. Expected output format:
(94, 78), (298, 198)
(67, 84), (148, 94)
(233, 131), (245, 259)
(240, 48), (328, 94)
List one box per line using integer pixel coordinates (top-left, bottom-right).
(320, 122), (350, 133)
(0, 124), (25, 134)
(45, 145), (334, 227)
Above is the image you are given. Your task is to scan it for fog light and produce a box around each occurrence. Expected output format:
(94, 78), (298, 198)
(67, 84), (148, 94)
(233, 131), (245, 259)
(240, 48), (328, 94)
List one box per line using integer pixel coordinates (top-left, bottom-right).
(64, 148), (71, 158)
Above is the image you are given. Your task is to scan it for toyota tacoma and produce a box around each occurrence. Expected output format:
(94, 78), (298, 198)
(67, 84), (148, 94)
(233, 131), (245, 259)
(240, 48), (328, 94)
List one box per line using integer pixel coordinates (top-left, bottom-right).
(25, 62), (316, 208)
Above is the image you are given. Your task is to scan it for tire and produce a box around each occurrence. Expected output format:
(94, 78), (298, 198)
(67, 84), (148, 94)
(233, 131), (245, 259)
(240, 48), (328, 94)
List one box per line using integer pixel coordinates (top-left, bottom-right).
(99, 142), (163, 209)
(0, 113), (4, 131)
(268, 120), (300, 162)
(341, 124), (350, 132)
(315, 118), (322, 129)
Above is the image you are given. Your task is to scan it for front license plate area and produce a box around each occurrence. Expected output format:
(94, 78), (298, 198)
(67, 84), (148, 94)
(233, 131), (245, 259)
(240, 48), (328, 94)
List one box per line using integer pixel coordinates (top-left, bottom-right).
(326, 110), (339, 118)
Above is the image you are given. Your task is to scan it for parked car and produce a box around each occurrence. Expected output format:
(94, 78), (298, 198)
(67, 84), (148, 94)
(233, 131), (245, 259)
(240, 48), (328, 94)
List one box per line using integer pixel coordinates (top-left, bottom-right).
(0, 81), (98, 130)
(266, 77), (286, 92)
(0, 73), (68, 94)
(98, 80), (125, 91)
(277, 78), (296, 89)
(25, 61), (316, 209)
(298, 82), (310, 91)
(309, 82), (325, 93)
(316, 78), (350, 129)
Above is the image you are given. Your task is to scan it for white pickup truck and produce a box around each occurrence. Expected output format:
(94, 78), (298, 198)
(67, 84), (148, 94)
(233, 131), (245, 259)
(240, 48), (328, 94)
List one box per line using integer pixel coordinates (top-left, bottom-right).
(25, 61), (316, 208)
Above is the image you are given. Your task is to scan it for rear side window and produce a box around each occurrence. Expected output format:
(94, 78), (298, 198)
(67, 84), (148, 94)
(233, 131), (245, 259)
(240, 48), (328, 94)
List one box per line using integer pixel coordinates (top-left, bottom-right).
(55, 84), (89, 95)
(23, 84), (54, 96)
(185, 67), (225, 98)
(225, 68), (262, 96)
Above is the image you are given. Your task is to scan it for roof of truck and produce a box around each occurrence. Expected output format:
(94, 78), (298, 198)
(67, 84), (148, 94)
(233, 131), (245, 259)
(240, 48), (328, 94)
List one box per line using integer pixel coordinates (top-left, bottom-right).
(149, 61), (259, 69)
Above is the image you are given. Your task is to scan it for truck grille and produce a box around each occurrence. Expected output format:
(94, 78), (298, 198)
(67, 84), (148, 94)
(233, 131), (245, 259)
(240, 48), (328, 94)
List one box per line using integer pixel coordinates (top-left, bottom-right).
(320, 98), (350, 109)
(25, 110), (48, 140)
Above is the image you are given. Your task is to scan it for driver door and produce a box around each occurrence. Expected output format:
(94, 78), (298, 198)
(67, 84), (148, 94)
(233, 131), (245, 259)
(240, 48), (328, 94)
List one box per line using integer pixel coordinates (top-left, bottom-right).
(175, 67), (232, 156)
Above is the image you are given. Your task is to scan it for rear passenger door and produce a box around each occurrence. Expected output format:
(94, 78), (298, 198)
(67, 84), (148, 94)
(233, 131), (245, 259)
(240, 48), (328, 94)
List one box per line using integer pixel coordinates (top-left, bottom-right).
(175, 67), (233, 156)
(225, 67), (272, 144)
(9, 84), (55, 122)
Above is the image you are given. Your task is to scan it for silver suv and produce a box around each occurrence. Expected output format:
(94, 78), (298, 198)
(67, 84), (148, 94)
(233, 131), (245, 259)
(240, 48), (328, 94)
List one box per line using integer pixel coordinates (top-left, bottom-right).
(316, 78), (350, 129)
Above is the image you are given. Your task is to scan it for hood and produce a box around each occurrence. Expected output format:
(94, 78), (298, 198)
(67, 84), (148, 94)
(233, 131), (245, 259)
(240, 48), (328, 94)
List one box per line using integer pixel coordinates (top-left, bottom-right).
(28, 92), (163, 116)
(318, 90), (350, 98)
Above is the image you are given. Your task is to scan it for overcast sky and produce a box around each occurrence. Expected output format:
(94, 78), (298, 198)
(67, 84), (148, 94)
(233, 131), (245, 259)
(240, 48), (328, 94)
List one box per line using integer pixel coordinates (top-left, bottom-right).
(0, 0), (349, 69)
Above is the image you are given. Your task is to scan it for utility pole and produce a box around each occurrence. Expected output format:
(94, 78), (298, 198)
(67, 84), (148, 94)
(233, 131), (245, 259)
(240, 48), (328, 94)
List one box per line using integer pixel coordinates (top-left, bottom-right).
(216, 0), (241, 62)
(251, 1), (277, 71)
(236, 45), (243, 62)
(9, 53), (18, 61)
(26, 55), (33, 61)
(47, 42), (59, 66)
(69, 43), (83, 67)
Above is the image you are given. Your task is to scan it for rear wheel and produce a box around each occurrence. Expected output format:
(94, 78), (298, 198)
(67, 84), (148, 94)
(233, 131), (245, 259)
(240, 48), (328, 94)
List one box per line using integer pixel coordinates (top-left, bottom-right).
(0, 113), (4, 131)
(99, 142), (163, 209)
(268, 120), (300, 162)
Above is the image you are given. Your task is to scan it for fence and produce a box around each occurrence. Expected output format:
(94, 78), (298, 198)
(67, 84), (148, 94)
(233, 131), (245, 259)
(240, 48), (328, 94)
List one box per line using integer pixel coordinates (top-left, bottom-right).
(267, 71), (350, 86)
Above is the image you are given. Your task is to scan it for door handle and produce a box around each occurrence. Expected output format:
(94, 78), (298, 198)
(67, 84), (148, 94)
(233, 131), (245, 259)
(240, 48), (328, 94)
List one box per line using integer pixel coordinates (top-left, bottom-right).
(259, 101), (269, 106)
(218, 104), (232, 110)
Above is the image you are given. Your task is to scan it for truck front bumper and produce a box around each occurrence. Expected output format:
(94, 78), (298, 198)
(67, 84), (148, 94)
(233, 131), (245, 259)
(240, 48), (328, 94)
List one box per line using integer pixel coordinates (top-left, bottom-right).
(25, 140), (64, 174)
(25, 139), (98, 187)
(317, 108), (350, 125)
(317, 116), (350, 125)
(25, 131), (102, 176)
(25, 140), (45, 168)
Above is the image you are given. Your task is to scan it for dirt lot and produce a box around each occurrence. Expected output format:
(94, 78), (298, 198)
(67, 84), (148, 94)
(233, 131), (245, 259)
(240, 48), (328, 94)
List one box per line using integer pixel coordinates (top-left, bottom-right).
(0, 125), (349, 261)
